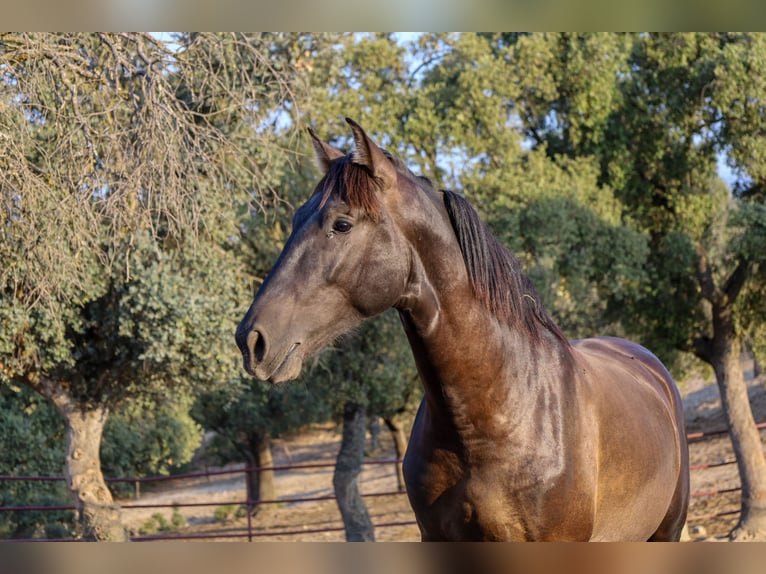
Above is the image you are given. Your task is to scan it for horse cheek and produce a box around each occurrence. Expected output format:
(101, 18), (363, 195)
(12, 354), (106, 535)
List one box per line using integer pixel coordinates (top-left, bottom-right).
(348, 249), (407, 317)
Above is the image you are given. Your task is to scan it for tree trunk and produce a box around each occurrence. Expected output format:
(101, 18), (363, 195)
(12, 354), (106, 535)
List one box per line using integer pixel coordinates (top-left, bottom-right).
(383, 417), (407, 491)
(35, 380), (126, 541)
(367, 416), (382, 455)
(333, 402), (374, 541)
(245, 433), (276, 515)
(257, 435), (275, 502)
(709, 314), (766, 541)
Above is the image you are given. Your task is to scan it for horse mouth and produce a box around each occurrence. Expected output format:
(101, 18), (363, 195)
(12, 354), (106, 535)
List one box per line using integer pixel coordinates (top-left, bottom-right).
(266, 342), (302, 384)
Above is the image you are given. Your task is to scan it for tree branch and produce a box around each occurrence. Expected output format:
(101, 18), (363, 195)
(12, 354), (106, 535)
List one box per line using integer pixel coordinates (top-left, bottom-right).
(723, 259), (750, 303)
(733, 181), (765, 201)
(694, 243), (721, 304)
(692, 335), (714, 364)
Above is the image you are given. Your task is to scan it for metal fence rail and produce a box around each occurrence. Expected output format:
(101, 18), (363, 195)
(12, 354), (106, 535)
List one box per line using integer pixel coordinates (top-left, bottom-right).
(0, 457), (414, 542)
(685, 423), (766, 525)
(1, 422), (764, 541)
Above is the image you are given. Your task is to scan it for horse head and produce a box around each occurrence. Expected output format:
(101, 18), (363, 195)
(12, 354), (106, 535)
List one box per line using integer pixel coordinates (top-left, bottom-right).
(235, 119), (420, 383)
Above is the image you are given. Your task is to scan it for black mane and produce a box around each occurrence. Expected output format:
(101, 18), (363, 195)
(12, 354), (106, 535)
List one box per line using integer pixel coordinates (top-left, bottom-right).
(442, 189), (568, 344)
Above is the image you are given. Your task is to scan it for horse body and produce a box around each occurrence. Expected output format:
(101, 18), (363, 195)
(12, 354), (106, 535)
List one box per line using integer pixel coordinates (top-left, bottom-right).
(235, 119), (689, 541)
(402, 330), (687, 541)
(394, 194), (687, 541)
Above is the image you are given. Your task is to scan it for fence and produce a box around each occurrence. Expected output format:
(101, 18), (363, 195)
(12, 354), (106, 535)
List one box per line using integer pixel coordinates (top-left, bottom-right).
(1, 422), (765, 541)
(685, 421), (766, 525)
(0, 457), (415, 542)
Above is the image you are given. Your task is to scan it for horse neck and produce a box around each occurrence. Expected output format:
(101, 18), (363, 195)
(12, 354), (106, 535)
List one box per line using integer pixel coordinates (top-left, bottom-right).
(400, 297), (571, 435)
(395, 196), (573, 457)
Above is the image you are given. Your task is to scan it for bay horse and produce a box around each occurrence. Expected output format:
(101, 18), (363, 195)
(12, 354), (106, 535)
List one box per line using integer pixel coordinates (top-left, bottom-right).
(235, 118), (689, 541)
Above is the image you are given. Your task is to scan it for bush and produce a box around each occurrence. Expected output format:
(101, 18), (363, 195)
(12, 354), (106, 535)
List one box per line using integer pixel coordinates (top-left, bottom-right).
(101, 397), (204, 498)
(213, 504), (237, 522)
(0, 387), (76, 539)
(170, 510), (186, 529)
(138, 512), (183, 535)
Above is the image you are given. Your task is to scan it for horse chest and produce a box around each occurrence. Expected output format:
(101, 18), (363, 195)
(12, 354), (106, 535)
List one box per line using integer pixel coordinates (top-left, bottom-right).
(405, 461), (572, 540)
(404, 438), (586, 541)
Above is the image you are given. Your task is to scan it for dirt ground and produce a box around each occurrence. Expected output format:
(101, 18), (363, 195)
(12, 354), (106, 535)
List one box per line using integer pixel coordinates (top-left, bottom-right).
(118, 366), (764, 542)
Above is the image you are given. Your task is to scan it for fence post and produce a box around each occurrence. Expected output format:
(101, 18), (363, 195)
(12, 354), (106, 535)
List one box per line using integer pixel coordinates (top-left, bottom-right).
(134, 479), (140, 500)
(245, 466), (253, 542)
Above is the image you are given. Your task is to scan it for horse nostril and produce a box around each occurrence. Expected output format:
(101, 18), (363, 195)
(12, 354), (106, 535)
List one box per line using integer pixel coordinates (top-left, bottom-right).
(248, 330), (267, 363)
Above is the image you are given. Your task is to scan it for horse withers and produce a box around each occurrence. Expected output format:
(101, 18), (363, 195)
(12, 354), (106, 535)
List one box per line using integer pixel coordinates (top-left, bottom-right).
(235, 118), (689, 541)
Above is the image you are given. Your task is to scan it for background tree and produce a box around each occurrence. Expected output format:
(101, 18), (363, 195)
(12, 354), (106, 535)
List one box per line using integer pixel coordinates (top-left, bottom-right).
(408, 34), (650, 340)
(191, 375), (330, 513)
(100, 394), (204, 494)
(306, 311), (420, 542)
(0, 33), (298, 540)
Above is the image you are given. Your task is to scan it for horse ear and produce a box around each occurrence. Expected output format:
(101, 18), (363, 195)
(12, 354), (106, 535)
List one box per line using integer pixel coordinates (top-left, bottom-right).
(345, 117), (396, 187)
(308, 127), (344, 174)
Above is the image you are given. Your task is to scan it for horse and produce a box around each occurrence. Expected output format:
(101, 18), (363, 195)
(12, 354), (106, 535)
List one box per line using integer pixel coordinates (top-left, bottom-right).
(235, 118), (690, 541)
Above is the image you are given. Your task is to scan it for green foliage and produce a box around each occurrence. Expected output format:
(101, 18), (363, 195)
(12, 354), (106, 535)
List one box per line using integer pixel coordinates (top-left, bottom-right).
(513, 33), (632, 160)
(3, 231), (248, 409)
(0, 31), (301, 407)
(0, 385), (75, 539)
(192, 372), (331, 468)
(518, 193), (649, 339)
(101, 395), (203, 490)
(136, 508), (185, 536)
(714, 34), (766, 185)
(476, 32), (766, 375)
(335, 33), (765, 379)
(137, 511), (185, 535)
(0, 33), (303, 539)
(146, 513), (170, 534)
(733, 202), (766, 364)
(171, 509), (187, 529)
(731, 201), (766, 265)
(0, 33), (296, 309)
(138, 508), (187, 536)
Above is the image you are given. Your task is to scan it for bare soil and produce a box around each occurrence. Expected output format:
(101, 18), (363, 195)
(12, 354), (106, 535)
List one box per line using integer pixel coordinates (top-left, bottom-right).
(118, 367), (765, 542)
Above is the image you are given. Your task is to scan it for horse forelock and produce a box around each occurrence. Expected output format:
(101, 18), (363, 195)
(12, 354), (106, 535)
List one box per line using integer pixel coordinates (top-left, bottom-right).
(316, 151), (431, 221)
(317, 155), (383, 220)
(442, 189), (568, 345)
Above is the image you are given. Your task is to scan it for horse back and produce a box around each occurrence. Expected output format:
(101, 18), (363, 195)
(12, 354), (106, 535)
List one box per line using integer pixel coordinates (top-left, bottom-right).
(572, 336), (683, 414)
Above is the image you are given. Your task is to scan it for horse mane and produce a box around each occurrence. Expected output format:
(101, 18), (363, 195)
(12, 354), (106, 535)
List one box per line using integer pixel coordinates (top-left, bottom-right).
(442, 189), (569, 345)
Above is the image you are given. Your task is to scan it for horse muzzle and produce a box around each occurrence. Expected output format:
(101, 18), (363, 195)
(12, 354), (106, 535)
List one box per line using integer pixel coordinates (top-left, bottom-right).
(235, 326), (303, 383)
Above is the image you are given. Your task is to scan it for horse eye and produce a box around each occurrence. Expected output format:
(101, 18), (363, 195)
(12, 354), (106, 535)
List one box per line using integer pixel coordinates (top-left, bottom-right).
(332, 219), (353, 233)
